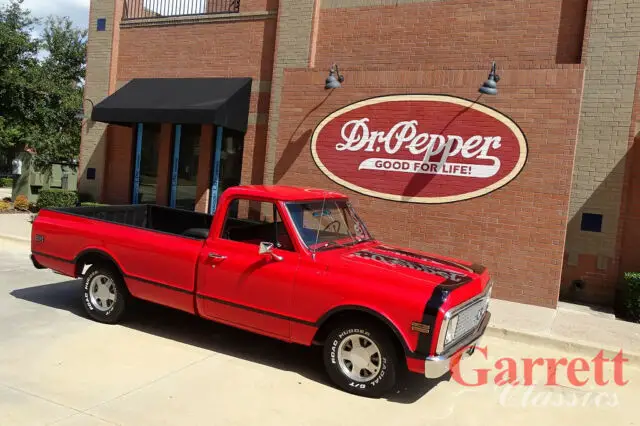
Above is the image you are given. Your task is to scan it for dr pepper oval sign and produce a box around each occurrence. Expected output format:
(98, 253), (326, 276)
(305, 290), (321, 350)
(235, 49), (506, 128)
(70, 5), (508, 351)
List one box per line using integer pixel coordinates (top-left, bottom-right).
(311, 95), (528, 203)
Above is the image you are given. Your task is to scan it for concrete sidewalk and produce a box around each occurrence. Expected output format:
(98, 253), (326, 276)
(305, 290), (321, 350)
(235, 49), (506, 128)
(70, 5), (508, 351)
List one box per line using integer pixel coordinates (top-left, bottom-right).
(488, 299), (640, 363)
(1, 217), (639, 364)
(0, 213), (32, 251)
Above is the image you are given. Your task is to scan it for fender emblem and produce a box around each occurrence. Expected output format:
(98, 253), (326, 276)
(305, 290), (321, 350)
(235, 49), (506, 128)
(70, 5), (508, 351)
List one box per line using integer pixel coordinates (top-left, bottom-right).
(411, 322), (431, 334)
(35, 234), (45, 243)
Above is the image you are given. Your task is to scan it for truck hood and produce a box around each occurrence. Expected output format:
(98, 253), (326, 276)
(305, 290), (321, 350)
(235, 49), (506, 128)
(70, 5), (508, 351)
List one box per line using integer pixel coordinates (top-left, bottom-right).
(338, 243), (481, 288)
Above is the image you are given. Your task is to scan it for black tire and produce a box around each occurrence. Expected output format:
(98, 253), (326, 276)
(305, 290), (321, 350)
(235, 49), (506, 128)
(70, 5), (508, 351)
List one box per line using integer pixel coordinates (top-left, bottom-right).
(323, 322), (398, 397)
(82, 264), (128, 324)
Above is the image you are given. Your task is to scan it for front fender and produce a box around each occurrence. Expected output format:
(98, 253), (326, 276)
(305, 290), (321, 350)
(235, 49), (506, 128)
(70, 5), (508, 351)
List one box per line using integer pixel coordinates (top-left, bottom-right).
(315, 303), (418, 358)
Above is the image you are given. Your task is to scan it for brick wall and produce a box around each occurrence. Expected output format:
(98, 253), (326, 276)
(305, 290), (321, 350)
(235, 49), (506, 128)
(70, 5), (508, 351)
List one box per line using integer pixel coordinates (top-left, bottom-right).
(620, 134), (640, 275)
(273, 68), (584, 308)
(240, 0), (278, 12)
(80, 0), (119, 201)
(103, 124), (134, 204)
(619, 60), (640, 276)
(100, 13), (277, 204)
(263, 0), (318, 185)
(116, 18), (276, 82)
(316, 0), (588, 69)
(563, 0), (640, 306)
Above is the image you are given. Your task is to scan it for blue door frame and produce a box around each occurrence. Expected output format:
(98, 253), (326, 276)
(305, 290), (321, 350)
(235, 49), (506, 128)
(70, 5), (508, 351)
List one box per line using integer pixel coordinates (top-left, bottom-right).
(131, 123), (143, 204)
(169, 125), (182, 208)
(209, 126), (224, 215)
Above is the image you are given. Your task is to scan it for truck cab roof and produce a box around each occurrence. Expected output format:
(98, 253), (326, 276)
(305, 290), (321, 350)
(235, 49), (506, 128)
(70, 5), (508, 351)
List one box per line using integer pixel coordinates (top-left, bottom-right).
(224, 185), (348, 202)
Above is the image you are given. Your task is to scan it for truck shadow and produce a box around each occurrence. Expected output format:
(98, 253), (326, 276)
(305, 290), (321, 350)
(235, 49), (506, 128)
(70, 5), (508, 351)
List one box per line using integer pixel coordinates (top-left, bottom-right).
(10, 279), (449, 404)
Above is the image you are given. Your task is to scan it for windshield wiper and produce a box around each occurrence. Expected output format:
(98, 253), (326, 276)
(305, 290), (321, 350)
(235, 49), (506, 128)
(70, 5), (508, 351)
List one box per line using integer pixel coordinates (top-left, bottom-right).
(342, 237), (371, 248)
(314, 241), (345, 252)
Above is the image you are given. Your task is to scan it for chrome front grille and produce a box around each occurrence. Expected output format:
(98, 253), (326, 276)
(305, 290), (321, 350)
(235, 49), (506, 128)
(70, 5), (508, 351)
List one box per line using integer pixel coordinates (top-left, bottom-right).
(436, 280), (493, 354)
(454, 298), (489, 340)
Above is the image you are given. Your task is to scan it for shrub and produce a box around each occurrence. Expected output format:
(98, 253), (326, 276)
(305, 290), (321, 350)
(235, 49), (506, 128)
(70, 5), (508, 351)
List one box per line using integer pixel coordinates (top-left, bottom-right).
(621, 272), (640, 322)
(0, 201), (11, 211)
(13, 195), (30, 211)
(37, 190), (79, 209)
(0, 177), (13, 188)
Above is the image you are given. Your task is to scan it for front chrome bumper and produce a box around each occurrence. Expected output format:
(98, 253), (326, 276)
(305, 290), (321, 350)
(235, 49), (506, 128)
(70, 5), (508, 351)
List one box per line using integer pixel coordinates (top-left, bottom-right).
(424, 311), (490, 379)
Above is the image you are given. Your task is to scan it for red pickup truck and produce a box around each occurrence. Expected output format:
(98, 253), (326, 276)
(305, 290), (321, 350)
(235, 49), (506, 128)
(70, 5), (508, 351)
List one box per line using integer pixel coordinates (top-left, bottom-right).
(30, 185), (491, 397)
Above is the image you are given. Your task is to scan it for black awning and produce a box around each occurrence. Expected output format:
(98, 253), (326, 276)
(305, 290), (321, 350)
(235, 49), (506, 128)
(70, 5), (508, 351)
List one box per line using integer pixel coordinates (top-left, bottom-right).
(91, 77), (253, 132)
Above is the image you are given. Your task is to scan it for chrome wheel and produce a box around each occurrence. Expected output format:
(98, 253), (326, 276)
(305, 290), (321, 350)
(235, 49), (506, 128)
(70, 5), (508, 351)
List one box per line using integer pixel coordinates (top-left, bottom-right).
(89, 274), (116, 312)
(337, 334), (382, 382)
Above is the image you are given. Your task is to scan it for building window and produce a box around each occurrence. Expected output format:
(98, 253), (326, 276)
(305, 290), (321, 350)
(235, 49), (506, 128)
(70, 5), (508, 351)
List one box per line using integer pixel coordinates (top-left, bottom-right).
(580, 213), (603, 233)
(96, 18), (106, 31)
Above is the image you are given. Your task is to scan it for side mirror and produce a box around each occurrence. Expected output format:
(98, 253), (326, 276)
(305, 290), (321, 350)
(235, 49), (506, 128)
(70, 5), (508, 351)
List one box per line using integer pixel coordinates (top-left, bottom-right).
(259, 241), (283, 261)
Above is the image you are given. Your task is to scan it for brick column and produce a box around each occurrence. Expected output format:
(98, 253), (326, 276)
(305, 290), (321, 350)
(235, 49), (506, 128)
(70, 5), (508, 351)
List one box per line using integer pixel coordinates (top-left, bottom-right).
(103, 124), (134, 204)
(155, 124), (173, 206)
(195, 125), (214, 213)
(79, 0), (123, 202)
(263, 0), (317, 185)
(564, 0), (640, 304)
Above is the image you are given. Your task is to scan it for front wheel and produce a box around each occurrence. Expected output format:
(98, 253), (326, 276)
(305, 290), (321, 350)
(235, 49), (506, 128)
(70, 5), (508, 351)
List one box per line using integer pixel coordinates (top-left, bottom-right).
(323, 322), (398, 397)
(82, 264), (128, 324)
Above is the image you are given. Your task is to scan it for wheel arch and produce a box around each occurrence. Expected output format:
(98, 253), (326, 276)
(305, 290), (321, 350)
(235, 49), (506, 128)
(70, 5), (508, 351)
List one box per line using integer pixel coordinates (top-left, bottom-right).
(313, 305), (413, 359)
(74, 248), (125, 279)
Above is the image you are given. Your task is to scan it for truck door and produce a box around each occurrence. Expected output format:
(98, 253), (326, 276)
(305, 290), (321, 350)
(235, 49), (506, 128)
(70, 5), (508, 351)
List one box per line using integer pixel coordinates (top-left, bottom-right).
(196, 198), (300, 339)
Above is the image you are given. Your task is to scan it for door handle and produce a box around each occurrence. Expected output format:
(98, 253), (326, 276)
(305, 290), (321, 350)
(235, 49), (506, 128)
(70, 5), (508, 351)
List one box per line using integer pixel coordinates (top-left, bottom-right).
(208, 252), (227, 261)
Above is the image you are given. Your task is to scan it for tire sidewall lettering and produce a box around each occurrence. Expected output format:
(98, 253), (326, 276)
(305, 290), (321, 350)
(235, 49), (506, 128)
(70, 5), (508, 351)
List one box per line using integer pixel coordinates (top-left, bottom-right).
(330, 339), (339, 364)
(83, 269), (117, 317)
(330, 328), (383, 390)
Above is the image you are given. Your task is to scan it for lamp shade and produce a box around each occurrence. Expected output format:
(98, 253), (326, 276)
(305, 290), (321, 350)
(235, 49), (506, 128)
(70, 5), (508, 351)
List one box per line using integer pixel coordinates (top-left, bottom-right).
(479, 61), (499, 96)
(325, 74), (342, 89)
(479, 78), (498, 95)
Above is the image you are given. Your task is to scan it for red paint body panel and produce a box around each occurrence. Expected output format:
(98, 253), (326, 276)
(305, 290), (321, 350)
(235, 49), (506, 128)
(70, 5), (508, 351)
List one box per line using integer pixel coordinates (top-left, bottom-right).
(30, 185), (490, 368)
(406, 357), (426, 374)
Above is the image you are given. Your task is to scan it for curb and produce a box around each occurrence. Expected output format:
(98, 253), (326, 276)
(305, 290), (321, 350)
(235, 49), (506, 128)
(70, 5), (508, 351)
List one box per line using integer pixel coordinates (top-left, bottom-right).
(486, 326), (640, 366)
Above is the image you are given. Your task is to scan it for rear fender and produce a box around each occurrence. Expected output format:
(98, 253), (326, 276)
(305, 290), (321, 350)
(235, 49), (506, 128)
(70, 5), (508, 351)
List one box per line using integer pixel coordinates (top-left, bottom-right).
(73, 248), (125, 278)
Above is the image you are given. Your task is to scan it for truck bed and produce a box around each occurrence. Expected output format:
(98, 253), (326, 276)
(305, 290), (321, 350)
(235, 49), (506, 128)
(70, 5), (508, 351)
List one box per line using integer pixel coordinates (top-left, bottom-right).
(52, 204), (214, 239)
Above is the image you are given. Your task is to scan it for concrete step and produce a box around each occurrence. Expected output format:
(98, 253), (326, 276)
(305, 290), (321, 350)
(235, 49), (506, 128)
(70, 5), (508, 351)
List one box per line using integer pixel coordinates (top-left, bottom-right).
(488, 298), (640, 365)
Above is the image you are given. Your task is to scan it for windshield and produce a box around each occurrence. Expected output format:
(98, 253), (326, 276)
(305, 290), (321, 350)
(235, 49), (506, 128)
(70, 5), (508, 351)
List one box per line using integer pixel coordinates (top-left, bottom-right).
(285, 199), (373, 251)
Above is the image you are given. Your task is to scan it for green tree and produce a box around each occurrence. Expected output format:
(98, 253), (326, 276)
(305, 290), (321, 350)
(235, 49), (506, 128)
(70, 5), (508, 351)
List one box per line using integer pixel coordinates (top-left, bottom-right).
(0, 0), (39, 159)
(0, 0), (86, 171)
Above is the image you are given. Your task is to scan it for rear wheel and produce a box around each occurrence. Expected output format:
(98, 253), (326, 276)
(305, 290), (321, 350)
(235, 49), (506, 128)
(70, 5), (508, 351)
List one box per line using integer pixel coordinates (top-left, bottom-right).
(82, 264), (128, 324)
(323, 322), (398, 397)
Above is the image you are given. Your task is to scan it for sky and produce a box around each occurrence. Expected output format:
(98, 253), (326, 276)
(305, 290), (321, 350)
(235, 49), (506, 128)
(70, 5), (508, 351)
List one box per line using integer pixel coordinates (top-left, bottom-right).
(0, 0), (90, 32)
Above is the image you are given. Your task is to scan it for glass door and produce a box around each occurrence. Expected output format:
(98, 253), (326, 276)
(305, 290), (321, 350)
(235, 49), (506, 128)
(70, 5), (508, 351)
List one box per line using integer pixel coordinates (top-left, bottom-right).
(218, 129), (244, 201)
(132, 123), (162, 204)
(209, 127), (244, 214)
(171, 124), (201, 210)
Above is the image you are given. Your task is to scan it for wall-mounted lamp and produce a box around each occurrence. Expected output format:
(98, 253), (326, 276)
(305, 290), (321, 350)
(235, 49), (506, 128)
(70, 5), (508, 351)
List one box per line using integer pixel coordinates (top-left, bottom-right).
(325, 64), (344, 89)
(75, 98), (95, 121)
(479, 61), (500, 96)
